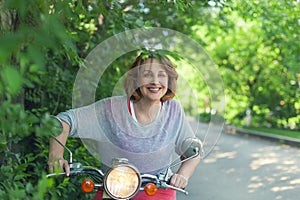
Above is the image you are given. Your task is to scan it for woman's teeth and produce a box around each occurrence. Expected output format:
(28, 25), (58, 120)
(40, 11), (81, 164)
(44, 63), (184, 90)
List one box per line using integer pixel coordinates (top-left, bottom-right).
(148, 88), (160, 91)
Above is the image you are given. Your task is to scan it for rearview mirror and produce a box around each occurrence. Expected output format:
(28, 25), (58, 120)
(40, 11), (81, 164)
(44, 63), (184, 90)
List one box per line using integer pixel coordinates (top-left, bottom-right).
(164, 137), (203, 180)
(181, 137), (203, 159)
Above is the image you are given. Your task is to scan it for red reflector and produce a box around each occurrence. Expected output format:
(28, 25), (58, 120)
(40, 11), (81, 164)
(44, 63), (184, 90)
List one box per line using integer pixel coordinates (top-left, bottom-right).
(81, 180), (95, 193)
(144, 183), (158, 196)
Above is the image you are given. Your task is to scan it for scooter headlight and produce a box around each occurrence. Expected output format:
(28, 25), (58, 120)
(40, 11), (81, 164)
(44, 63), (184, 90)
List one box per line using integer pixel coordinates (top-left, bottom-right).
(104, 164), (141, 199)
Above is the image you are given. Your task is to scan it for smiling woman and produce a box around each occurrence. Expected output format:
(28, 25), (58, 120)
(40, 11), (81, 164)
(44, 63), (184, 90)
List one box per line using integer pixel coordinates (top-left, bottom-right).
(48, 52), (201, 200)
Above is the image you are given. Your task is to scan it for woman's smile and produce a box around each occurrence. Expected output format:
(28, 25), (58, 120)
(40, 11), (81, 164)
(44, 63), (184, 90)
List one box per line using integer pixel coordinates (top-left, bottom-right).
(147, 86), (162, 93)
(141, 83), (166, 100)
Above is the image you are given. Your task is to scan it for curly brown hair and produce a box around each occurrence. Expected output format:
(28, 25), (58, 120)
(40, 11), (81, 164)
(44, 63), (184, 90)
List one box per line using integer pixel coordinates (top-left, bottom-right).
(123, 53), (178, 102)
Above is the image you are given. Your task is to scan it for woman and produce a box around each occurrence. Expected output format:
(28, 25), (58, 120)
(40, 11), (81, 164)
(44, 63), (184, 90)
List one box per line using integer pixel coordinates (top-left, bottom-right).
(48, 53), (201, 200)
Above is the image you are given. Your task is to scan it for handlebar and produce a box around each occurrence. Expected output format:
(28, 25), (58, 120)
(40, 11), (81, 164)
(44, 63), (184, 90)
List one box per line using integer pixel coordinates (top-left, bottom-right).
(46, 164), (104, 179)
(160, 182), (188, 195)
(46, 164), (189, 195)
(140, 173), (188, 195)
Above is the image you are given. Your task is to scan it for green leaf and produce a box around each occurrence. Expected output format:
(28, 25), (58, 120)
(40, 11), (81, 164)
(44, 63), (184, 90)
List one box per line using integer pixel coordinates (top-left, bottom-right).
(0, 134), (7, 151)
(29, 64), (40, 73)
(1, 66), (23, 96)
(0, 34), (23, 63)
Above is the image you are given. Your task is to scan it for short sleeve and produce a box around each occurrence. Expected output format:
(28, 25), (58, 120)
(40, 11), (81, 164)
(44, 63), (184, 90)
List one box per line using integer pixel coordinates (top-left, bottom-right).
(56, 110), (78, 137)
(55, 97), (120, 141)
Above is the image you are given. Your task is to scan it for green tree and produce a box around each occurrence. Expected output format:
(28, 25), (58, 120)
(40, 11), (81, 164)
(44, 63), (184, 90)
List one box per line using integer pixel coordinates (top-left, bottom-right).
(189, 0), (299, 129)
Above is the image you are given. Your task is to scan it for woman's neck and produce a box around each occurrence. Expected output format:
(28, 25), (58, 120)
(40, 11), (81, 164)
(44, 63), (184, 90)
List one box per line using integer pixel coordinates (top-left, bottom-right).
(133, 99), (161, 125)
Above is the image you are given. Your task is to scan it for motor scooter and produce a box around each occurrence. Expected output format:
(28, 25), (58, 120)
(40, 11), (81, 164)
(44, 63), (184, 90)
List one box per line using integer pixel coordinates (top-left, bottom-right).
(47, 120), (203, 199)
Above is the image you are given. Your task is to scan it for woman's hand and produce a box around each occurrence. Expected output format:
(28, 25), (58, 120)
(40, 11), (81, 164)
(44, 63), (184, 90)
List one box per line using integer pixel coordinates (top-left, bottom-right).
(48, 158), (70, 176)
(48, 120), (70, 176)
(170, 154), (201, 189)
(170, 173), (189, 189)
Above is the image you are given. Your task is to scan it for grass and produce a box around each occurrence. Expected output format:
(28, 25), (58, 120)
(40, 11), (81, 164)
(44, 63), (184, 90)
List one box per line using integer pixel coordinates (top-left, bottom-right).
(241, 126), (300, 140)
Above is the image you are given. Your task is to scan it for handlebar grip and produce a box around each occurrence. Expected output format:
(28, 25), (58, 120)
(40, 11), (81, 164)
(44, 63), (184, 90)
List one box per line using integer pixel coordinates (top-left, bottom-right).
(46, 172), (66, 178)
(46, 169), (83, 178)
(166, 184), (188, 195)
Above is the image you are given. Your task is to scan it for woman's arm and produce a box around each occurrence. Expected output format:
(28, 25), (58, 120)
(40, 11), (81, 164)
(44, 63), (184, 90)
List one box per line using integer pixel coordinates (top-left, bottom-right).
(170, 155), (201, 189)
(48, 120), (71, 176)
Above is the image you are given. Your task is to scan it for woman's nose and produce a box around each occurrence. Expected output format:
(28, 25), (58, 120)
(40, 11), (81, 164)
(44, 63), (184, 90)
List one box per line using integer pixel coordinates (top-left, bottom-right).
(151, 75), (159, 84)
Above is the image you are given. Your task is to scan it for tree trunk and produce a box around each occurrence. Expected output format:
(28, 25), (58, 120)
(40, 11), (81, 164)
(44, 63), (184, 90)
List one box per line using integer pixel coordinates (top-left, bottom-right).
(0, 2), (24, 105)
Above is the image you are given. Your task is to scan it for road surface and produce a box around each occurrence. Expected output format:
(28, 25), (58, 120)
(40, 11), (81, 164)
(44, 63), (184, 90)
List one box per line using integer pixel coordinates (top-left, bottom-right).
(177, 123), (300, 200)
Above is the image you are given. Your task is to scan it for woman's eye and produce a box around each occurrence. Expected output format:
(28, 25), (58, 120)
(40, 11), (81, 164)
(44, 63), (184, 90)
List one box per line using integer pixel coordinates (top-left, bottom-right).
(143, 73), (152, 77)
(159, 73), (167, 77)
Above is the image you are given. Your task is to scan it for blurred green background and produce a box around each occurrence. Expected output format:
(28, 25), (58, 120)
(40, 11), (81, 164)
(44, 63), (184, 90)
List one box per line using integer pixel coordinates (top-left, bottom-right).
(0, 0), (299, 199)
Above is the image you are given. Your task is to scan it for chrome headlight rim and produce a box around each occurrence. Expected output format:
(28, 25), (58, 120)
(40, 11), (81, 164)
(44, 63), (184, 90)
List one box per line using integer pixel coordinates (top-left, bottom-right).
(103, 164), (141, 199)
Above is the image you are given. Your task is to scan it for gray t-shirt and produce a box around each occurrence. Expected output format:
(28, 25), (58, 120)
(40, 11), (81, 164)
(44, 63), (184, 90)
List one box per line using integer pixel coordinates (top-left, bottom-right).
(57, 96), (195, 174)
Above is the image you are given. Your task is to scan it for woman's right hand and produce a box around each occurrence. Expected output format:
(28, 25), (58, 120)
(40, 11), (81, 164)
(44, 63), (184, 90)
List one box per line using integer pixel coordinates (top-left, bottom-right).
(48, 158), (70, 176)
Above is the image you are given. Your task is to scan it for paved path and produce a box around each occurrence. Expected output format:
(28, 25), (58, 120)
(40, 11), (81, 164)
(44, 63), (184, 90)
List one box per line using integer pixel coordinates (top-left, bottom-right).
(177, 123), (300, 200)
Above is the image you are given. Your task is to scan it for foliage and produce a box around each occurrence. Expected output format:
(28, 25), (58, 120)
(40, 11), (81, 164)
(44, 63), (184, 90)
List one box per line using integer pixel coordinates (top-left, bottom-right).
(0, 0), (105, 198)
(241, 126), (300, 140)
(189, 0), (300, 129)
(198, 112), (211, 123)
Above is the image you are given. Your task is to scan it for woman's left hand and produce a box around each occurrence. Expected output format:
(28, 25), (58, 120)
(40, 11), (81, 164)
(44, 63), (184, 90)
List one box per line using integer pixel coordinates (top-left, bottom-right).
(170, 173), (189, 189)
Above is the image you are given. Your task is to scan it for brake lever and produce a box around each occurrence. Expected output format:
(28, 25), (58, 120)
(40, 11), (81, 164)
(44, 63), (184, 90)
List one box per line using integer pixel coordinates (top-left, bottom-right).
(46, 172), (66, 178)
(163, 182), (188, 195)
(161, 182), (189, 195)
(46, 166), (84, 178)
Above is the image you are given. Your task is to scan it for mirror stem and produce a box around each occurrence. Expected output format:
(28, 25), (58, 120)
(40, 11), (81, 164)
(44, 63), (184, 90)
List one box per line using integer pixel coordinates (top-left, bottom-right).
(51, 135), (73, 163)
(164, 148), (200, 181)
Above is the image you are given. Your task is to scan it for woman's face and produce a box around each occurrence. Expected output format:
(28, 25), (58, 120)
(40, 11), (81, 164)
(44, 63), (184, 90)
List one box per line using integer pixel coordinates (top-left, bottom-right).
(137, 59), (168, 103)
